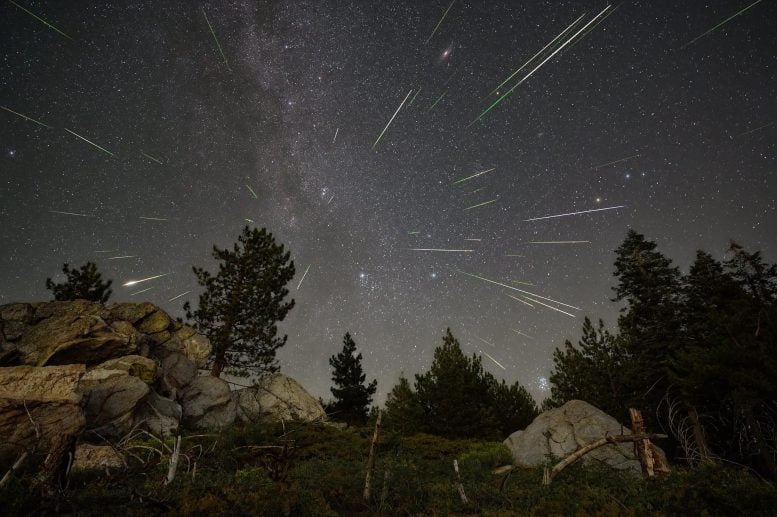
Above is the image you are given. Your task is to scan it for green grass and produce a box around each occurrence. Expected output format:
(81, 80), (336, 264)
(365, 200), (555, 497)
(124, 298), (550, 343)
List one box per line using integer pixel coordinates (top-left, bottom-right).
(2, 420), (777, 515)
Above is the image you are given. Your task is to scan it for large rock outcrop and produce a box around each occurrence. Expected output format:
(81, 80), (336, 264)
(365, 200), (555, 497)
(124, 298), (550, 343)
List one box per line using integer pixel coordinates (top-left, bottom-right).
(503, 400), (661, 473)
(0, 300), (325, 452)
(233, 373), (326, 423)
(0, 364), (87, 454)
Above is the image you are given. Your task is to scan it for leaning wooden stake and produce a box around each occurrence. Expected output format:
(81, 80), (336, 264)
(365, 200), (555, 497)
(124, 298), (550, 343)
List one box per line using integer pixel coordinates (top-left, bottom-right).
(629, 408), (655, 477)
(165, 435), (182, 486)
(363, 411), (382, 502)
(0, 451), (28, 488)
(453, 459), (469, 504)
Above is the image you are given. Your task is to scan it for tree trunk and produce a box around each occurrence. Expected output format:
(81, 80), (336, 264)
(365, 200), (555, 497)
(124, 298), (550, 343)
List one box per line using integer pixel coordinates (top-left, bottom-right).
(629, 408), (655, 477)
(686, 404), (713, 463)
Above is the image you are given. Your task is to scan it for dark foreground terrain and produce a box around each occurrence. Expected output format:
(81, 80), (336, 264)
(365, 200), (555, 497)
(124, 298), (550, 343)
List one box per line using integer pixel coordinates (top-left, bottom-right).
(3, 420), (777, 516)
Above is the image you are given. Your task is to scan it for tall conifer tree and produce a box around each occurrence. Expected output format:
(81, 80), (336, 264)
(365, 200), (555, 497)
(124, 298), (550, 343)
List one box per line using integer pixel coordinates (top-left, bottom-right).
(328, 332), (377, 425)
(45, 262), (112, 303)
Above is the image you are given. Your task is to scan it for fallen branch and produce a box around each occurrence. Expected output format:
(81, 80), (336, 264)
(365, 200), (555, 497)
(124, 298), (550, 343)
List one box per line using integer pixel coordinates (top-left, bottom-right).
(0, 451), (28, 488)
(543, 433), (667, 485)
(164, 435), (181, 486)
(363, 411), (382, 502)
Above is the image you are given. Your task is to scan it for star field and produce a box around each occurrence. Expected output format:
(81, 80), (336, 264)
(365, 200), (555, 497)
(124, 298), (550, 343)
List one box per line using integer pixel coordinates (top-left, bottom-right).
(1, 0), (775, 403)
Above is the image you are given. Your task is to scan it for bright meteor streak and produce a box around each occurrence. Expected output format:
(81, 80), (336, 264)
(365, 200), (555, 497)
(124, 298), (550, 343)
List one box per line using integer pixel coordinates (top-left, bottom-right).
(425, 0), (456, 44)
(130, 287), (154, 296)
(297, 264), (311, 290)
(523, 205), (624, 221)
(7, 0), (72, 40)
(106, 255), (136, 260)
(488, 13), (586, 97)
(142, 152), (163, 164)
(471, 5), (612, 125)
(333, 127), (339, 143)
(476, 336), (495, 347)
(520, 294), (576, 317)
(681, 0), (764, 49)
(139, 216), (168, 221)
(506, 293), (535, 308)
(457, 269), (581, 310)
(49, 210), (92, 217)
(202, 7), (230, 70)
(481, 350), (507, 370)
(410, 248), (473, 253)
(373, 89), (413, 148)
(1, 105), (50, 128)
(64, 128), (113, 156)
(512, 328), (534, 339)
(452, 167), (496, 185)
(464, 199), (497, 211)
(168, 291), (191, 302)
(245, 185), (258, 199)
(123, 273), (169, 287)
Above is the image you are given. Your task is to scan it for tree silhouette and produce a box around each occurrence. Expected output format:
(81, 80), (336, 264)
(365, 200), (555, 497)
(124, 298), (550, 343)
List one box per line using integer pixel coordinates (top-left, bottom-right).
(45, 262), (112, 303)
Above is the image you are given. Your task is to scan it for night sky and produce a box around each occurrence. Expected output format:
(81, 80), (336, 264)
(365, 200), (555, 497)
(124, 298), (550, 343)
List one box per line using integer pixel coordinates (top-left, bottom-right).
(2, 1), (775, 404)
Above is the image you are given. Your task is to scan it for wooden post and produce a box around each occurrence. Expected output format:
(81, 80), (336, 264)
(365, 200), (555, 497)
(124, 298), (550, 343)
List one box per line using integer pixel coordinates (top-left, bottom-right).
(453, 459), (469, 504)
(629, 408), (655, 478)
(363, 411), (382, 502)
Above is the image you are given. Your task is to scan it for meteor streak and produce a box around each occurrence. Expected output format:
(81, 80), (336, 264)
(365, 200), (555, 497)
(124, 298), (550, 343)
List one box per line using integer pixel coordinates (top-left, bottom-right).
(457, 269), (581, 310)
(681, 0), (764, 49)
(297, 264), (311, 290)
(475, 336), (495, 347)
(130, 287), (154, 296)
(452, 167), (496, 185)
(245, 185), (258, 199)
(123, 273), (169, 287)
(7, 0), (72, 40)
(245, 218), (254, 223)
(527, 240), (590, 244)
(464, 199), (497, 211)
(333, 127), (339, 143)
(408, 231), (420, 235)
(512, 328), (534, 339)
(407, 88), (421, 107)
(49, 210), (92, 217)
(591, 153), (640, 170)
(464, 238), (481, 241)
(738, 122), (773, 137)
(506, 293), (535, 308)
(142, 152), (163, 164)
(523, 205), (624, 221)
(481, 350), (506, 370)
(168, 291), (191, 302)
(410, 248), (473, 252)
(106, 255), (136, 260)
(372, 89), (413, 148)
(471, 5), (612, 125)
(428, 91), (446, 111)
(328, 195), (335, 204)
(488, 13), (586, 97)
(202, 7), (230, 70)
(520, 294), (576, 317)
(64, 128), (113, 156)
(425, 0), (456, 44)
(1, 105), (50, 128)
(139, 216), (168, 221)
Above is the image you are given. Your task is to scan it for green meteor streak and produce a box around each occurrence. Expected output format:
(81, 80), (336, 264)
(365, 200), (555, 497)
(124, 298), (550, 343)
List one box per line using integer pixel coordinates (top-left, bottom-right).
(202, 7), (230, 70)
(681, 0), (764, 49)
(452, 167), (495, 185)
(407, 88), (421, 107)
(142, 152), (163, 164)
(7, 0), (72, 40)
(470, 5), (612, 126)
(425, 0), (456, 44)
(464, 199), (497, 211)
(428, 91), (447, 111)
(64, 128), (114, 156)
(488, 13), (586, 98)
(245, 185), (258, 199)
(1, 105), (51, 128)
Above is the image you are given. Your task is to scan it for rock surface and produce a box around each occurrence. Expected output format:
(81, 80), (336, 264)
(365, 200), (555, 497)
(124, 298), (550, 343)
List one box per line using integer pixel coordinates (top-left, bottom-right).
(79, 373), (150, 436)
(181, 375), (236, 429)
(136, 391), (182, 437)
(72, 444), (125, 471)
(503, 400), (651, 473)
(234, 373), (326, 423)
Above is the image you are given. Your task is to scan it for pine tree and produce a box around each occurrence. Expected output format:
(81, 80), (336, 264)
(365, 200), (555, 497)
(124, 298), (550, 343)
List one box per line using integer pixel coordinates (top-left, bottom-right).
(45, 262), (112, 303)
(548, 317), (627, 420)
(414, 329), (500, 439)
(184, 226), (295, 378)
(384, 375), (423, 434)
(328, 332), (377, 425)
(612, 229), (682, 415)
(490, 378), (539, 437)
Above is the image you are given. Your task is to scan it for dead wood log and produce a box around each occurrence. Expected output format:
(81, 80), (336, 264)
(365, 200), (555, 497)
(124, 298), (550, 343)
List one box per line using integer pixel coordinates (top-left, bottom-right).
(164, 435), (182, 486)
(0, 451), (28, 488)
(453, 459), (469, 504)
(363, 411), (382, 502)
